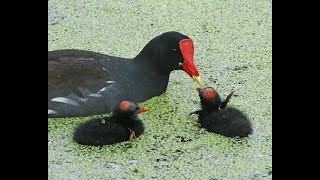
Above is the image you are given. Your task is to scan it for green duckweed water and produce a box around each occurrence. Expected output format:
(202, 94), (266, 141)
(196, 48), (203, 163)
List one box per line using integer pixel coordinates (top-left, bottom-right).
(48, 0), (272, 179)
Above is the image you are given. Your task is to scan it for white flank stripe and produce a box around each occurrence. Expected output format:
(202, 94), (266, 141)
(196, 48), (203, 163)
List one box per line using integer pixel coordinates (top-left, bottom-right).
(51, 97), (80, 106)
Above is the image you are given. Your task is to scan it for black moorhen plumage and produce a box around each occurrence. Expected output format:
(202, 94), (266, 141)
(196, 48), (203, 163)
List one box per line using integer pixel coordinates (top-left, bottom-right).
(48, 31), (201, 118)
(190, 87), (253, 137)
(73, 101), (148, 146)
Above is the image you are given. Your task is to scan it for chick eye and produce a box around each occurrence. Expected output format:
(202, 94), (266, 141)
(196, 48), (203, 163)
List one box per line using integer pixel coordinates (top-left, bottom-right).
(179, 62), (183, 66)
(172, 48), (177, 52)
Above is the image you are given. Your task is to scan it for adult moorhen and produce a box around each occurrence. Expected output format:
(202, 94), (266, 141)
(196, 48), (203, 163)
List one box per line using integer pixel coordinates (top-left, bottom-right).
(48, 31), (201, 117)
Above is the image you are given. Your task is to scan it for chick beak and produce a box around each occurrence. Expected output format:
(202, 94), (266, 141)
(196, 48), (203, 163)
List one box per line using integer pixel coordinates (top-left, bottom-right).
(196, 87), (202, 93)
(137, 106), (150, 114)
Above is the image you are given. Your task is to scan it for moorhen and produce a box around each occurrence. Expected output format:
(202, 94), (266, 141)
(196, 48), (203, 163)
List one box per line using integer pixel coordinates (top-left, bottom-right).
(190, 87), (253, 137)
(49, 31), (201, 117)
(73, 101), (148, 146)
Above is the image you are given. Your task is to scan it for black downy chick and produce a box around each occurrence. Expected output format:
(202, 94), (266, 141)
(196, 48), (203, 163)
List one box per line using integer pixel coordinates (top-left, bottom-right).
(73, 101), (149, 146)
(190, 87), (252, 137)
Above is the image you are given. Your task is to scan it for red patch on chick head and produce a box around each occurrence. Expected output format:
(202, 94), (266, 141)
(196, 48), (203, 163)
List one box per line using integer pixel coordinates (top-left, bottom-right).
(202, 88), (217, 100)
(119, 101), (132, 111)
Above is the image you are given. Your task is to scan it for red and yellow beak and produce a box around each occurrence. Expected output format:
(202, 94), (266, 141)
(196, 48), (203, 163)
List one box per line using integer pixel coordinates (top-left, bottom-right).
(137, 106), (150, 114)
(196, 87), (202, 93)
(179, 38), (201, 85)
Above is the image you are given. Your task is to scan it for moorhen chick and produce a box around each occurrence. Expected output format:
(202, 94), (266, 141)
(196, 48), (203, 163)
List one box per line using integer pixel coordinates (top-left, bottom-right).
(73, 101), (148, 146)
(190, 87), (253, 137)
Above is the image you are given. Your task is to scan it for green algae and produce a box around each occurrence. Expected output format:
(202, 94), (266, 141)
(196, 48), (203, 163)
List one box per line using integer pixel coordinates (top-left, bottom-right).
(48, 0), (272, 179)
